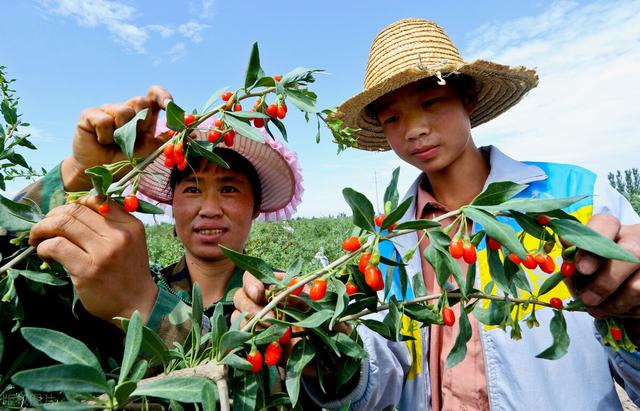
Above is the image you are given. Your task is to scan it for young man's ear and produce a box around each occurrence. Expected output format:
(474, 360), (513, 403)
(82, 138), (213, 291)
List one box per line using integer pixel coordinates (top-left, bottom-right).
(465, 100), (478, 115)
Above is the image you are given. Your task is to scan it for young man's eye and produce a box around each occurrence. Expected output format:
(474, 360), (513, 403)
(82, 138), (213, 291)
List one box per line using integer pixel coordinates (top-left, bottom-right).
(421, 98), (439, 108)
(183, 186), (200, 194)
(221, 186), (239, 194)
(382, 115), (399, 125)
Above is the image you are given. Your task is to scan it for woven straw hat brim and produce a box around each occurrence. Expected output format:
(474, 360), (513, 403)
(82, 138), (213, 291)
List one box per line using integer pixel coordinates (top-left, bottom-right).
(334, 18), (539, 152)
(137, 131), (295, 213)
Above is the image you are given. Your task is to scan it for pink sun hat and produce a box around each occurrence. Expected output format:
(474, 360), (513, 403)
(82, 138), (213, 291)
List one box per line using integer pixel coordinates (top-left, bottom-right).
(137, 116), (304, 221)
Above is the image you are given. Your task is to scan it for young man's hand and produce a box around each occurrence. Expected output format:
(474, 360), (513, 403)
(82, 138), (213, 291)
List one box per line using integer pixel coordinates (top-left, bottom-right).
(567, 214), (640, 341)
(28, 196), (158, 326)
(60, 85), (173, 191)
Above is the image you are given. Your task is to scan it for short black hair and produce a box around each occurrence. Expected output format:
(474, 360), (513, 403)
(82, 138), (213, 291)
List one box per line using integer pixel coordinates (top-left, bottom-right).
(168, 148), (262, 215)
(366, 74), (478, 119)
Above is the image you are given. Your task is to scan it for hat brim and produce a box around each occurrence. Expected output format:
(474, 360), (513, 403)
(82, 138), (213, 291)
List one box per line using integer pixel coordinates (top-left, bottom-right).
(336, 60), (539, 151)
(138, 125), (298, 214)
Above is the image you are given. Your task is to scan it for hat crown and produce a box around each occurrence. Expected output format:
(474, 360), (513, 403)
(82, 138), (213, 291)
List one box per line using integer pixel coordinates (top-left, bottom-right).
(364, 18), (464, 89)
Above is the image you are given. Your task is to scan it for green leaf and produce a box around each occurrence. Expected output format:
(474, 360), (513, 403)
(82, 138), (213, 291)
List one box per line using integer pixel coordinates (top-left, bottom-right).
(8, 152), (28, 168)
(220, 353), (253, 371)
(471, 182), (528, 206)
(487, 248), (512, 295)
(474, 195), (589, 213)
(201, 87), (229, 113)
(0, 194), (42, 231)
(15, 136), (37, 150)
(536, 310), (570, 360)
(233, 369), (258, 411)
(12, 364), (109, 393)
(226, 110), (269, 120)
(1, 100), (17, 124)
(473, 300), (509, 326)
(509, 210), (546, 239)
(383, 167), (400, 212)
(285, 89), (319, 113)
(115, 381), (137, 408)
(20, 327), (101, 370)
(113, 109), (148, 161)
(119, 311), (142, 384)
(219, 246), (279, 284)
(252, 323), (288, 346)
(166, 101), (186, 131)
(445, 307), (473, 368)
(133, 376), (208, 403)
(333, 333), (368, 359)
(191, 282), (204, 335)
(224, 113), (265, 143)
(285, 339), (315, 407)
(329, 278), (348, 329)
(244, 42), (265, 89)
(201, 379), (218, 411)
(136, 325), (170, 369)
(40, 402), (102, 410)
(268, 117), (288, 141)
(254, 75), (276, 88)
(14, 269), (67, 286)
(129, 359), (148, 382)
(464, 207), (527, 259)
(85, 166), (113, 196)
(219, 330), (252, 356)
(548, 219), (640, 263)
(538, 273), (564, 296)
(464, 261), (477, 296)
(383, 296), (402, 341)
(342, 188), (375, 232)
(394, 219), (441, 231)
(361, 319), (393, 340)
(293, 309), (333, 328)
(404, 303), (439, 324)
(381, 196), (413, 230)
(187, 139), (230, 168)
(284, 257), (302, 284)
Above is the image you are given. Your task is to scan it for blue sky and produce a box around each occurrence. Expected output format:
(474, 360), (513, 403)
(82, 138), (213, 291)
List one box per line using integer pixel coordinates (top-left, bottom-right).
(2, 0), (639, 219)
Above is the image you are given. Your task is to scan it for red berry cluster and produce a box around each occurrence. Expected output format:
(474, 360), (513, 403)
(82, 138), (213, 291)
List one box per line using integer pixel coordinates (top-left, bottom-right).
(246, 327), (292, 372)
(374, 214), (397, 230)
(265, 95), (287, 120)
(163, 142), (187, 170)
(449, 238), (477, 264)
(207, 119), (235, 147)
(508, 251), (556, 274)
(356, 250), (384, 292)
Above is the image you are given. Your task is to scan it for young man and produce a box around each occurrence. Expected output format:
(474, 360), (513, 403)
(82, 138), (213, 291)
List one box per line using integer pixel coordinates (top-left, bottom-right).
(234, 18), (640, 410)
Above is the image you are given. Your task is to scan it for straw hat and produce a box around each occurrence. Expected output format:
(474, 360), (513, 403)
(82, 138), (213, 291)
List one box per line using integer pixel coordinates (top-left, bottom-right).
(336, 18), (539, 151)
(137, 116), (304, 221)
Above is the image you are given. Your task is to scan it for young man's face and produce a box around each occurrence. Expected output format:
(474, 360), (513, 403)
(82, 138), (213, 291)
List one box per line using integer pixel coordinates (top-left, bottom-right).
(374, 81), (475, 174)
(172, 163), (257, 263)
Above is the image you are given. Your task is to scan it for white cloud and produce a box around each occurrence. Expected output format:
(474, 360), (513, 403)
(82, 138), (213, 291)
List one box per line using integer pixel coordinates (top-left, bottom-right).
(168, 43), (187, 63)
(464, 0), (640, 176)
(37, 0), (214, 55)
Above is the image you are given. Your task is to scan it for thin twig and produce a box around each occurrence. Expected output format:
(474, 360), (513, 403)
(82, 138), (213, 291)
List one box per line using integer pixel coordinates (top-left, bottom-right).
(0, 245), (34, 274)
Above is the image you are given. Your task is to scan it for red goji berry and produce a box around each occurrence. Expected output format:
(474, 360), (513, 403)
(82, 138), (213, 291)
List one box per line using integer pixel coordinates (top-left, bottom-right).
(166, 129), (176, 137)
(359, 252), (372, 273)
(610, 326), (623, 341)
(253, 118), (265, 128)
(341, 236), (361, 252)
(374, 214), (386, 227)
(442, 307), (455, 327)
(164, 156), (175, 168)
(560, 260), (575, 277)
(346, 282), (358, 296)
(264, 341), (282, 366)
(98, 203), (110, 215)
(288, 277), (303, 296)
(123, 195), (138, 213)
(549, 297), (563, 309)
(266, 104), (278, 118)
(223, 130), (235, 147)
(274, 75), (283, 82)
(233, 103), (242, 112)
(463, 242), (477, 264)
(277, 104), (287, 119)
(449, 239), (464, 259)
(541, 255), (556, 274)
(221, 91), (233, 101)
(508, 252), (522, 265)
(534, 253), (546, 266)
(177, 158), (188, 171)
(536, 214), (551, 225)
(246, 349), (263, 373)
(208, 129), (221, 142)
(163, 143), (175, 159)
(309, 278), (327, 301)
(184, 114), (196, 126)
(279, 327), (292, 345)
(523, 253), (538, 269)
(364, 265), (384, 291)
(487, 237), (501, 251)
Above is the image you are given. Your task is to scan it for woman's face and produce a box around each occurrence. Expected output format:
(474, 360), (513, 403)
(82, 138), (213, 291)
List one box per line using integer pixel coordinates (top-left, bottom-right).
(172, 162), (257, 263)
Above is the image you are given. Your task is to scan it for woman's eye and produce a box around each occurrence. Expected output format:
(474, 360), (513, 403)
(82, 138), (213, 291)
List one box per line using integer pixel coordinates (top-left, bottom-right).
(382, 115), (399, 125)
(183, 186), (200, 194)
(421, 98), (439, 108)
(222, 186), (239, 193)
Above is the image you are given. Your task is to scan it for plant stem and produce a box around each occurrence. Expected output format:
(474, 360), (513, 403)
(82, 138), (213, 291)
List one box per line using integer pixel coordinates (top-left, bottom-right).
(0, 246), (34, 274)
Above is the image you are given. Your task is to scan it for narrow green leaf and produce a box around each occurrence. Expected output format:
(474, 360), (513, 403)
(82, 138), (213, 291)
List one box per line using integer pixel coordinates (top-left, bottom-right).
(329, 278), (348, 329)
(538, 273), (564, 296)
(293, 309), (333, 328)
(220, 353), (253, 371)
(254, 76), (276, 88)
(15, 136), (37, 150)
(187, 139), (230, 168)
(244, 42), (264, 89)
(0, 193), (43, 231)
(252, 323), (288, 345)
(403, 303), (439, 324)
(381, 196), (413, 230)
(471, 182), (528, 206)
(219, 330), (252, 356)
(85, 166), (113, 196)
(133, 376), (207, 403)
(12, 364), (108, 393)
(219, 246), (279, 284)
(536, 310), (570, 360)
(201, 87), (229, 113)
(201, 379), (218, 411)
(474, 195), (589, 213)
(284, 257), (302, 284)
(487, 248), (511, 295)
(269, 117), (287, 141)
(1, 101), (17, 124)
(285, 339), (315, 407)
(20, 327), (101, 370)
(285, 88), (319, 113)
(394, 219), (441, 231)
(333, 332), (368, 359)
(40, 402), (102, 410)
(383, 297), (402, 342)
(224, 114), (265, 143)
(464, 207), (526, 259)
(166, 101), (186, 131)
(361, 319), (393, 340)
(341, 296), (378, 317)
(226, 110), (269, 120)
(129, 359), (148, 382)
(14, 269), (66, 286)
(549, 219), (640, 263)
(464, 261), (477, 296)
(342, 188), (375, 232)
(445, 307), (473, 368)
(383, 167), (400, 211)
(119, 311), (142, 384)
(115, 381), (137, 408)
(473, 300), (509, 326)
(509, 210), (546, 239)
(8, 152), (28, 168)
(113, 109), (148, 161)
(232, 370), (258, 411)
